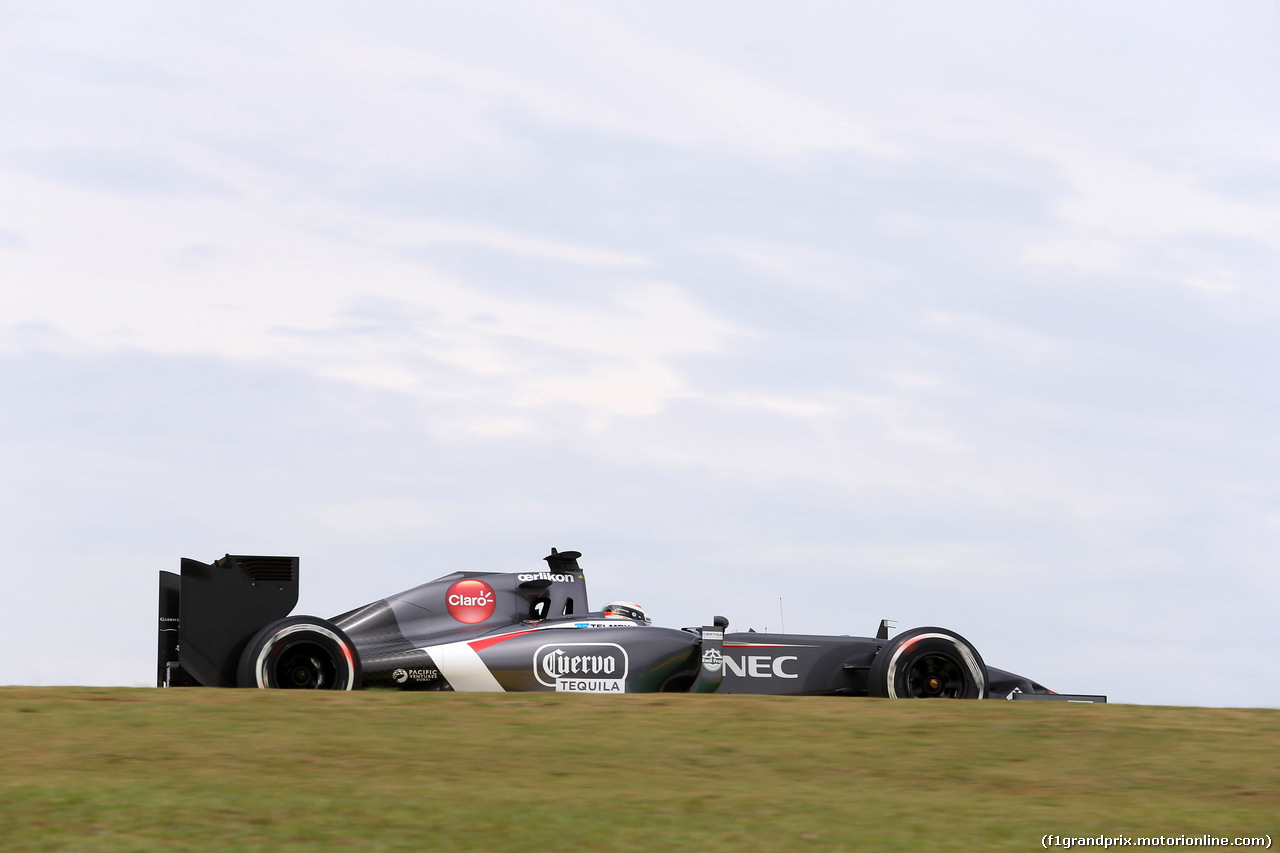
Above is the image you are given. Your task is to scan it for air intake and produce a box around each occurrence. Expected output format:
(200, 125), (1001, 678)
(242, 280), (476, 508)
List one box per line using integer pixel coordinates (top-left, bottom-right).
(233, 556), (296, 583)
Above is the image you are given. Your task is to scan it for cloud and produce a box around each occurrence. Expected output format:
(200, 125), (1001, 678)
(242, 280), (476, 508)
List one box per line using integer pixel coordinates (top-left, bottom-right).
(1020, 150), (1279, 295)
(2, 2), (1279, 706)
(10, 147), (235, 198)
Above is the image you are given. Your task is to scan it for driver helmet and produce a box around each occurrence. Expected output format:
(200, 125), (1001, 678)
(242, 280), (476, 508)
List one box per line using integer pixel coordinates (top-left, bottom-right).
(602, 601), (651, 623)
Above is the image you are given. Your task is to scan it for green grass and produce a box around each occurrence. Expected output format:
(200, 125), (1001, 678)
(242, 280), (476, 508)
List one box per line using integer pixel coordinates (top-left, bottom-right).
(0, 688), (1276, 851)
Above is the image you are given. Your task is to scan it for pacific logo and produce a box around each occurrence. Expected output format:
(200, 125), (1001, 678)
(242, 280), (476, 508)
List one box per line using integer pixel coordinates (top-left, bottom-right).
(445, 579), (497, 623)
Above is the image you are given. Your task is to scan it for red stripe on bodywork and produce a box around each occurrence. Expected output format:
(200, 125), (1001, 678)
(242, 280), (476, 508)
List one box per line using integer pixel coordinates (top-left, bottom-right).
(468, 629), (540, 652)
(723, 643), (818, 649)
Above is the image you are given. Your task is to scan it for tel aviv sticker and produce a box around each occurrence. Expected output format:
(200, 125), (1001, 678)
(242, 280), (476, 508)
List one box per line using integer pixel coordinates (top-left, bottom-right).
(446, 579), (497, 623)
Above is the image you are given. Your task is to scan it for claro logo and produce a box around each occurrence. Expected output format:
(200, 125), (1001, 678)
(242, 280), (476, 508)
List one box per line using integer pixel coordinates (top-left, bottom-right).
(724, 654), (799, 679)
(445, 579), (497, 623)
(534, 643), (628, 693)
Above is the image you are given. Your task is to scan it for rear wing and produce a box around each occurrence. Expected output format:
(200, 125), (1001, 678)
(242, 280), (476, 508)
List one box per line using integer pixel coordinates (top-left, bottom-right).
(157, 555), (299, 687)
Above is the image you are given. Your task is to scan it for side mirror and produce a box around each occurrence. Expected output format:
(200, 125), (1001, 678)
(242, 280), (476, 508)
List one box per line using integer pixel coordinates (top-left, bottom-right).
(713, 615), (729, 629)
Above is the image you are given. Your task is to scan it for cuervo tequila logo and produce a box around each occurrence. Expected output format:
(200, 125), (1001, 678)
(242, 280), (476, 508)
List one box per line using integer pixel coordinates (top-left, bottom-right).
(534, 643), (628, 692)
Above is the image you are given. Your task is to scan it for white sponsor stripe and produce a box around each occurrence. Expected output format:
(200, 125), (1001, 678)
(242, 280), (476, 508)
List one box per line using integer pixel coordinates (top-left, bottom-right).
(423, 641), (505, 692)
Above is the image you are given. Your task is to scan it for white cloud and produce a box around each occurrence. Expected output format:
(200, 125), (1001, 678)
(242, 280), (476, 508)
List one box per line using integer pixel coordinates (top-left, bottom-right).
(1, 162), (739, 422)
(1020, 151), (1278, 294)
(1021, 236), (1128, 276)
(2, 1), (1279, 706)
(1053, 155), (1276, 243)
(542, 7), (896, 158)
(312, 499), (455, 539)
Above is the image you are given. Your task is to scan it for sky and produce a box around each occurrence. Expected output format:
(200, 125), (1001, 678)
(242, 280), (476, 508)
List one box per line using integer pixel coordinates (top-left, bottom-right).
(2, 2), (1278, 707)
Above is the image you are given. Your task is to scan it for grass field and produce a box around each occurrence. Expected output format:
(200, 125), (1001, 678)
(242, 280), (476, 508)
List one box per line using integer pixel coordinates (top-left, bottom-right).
(0, 688), (1276, 851)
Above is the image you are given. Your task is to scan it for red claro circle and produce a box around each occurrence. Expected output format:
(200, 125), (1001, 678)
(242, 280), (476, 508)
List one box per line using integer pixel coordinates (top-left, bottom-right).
(445, 579), (497, 623)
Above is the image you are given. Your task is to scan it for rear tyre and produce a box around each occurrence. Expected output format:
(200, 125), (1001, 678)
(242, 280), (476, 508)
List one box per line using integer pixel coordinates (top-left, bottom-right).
(236, 616), (361, 690)
(868, 627), (987, 699)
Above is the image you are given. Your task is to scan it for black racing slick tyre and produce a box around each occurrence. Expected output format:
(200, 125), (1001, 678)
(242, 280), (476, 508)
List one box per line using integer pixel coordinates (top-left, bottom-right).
(236, 616), (362, 690)
(868, 627), (987, 699)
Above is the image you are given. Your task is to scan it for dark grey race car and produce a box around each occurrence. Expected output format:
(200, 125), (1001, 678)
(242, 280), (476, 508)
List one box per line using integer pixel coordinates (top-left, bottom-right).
(156, 549), (1105, 702)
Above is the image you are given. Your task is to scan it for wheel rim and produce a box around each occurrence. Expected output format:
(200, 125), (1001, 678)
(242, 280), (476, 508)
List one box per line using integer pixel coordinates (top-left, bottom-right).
(903, 652), (966, 698)
(271, 642), (337, 689)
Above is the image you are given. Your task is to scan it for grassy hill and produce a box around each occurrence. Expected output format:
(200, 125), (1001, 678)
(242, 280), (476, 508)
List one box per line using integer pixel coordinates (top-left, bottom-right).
(1, 687), (1275, 851)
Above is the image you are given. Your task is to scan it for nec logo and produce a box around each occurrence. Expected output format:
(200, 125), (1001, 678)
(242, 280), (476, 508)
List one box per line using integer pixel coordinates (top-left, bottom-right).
(723, 655), (799, 679)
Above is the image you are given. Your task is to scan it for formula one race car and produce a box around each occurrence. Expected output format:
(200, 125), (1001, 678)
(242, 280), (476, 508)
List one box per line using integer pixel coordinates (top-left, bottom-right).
(156, 549), (1105, 702)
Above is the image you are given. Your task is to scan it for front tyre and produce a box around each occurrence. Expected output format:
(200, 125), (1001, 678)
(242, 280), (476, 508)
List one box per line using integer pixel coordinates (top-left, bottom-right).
(236, 616), (362, 690)
(868, 627), (987, 699)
